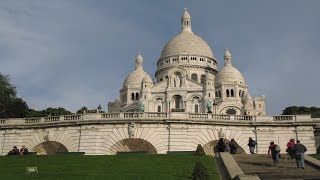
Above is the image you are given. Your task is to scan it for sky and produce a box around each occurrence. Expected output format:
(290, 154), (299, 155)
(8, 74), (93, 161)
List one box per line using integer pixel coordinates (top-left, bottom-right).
(0, 0), (319, 115)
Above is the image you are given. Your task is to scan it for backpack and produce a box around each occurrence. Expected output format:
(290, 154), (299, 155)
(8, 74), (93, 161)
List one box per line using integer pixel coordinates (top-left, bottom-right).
(251, 140), (256, 146)
(274, 145), (281, 152)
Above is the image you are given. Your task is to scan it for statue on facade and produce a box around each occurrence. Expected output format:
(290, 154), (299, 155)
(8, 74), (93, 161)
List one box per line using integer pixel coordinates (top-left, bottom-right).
(218, 128), (225, 139)
(128, 123), (135, 138)
(205, 99), (213, 113)
(138, 101), (144, 112)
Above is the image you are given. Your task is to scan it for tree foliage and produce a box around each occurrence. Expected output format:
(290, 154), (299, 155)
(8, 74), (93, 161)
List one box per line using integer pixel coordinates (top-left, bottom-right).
(76, 106), (88, 114)
(0, 73), (28, 118)
(25, 107), (72, 118)
(282, 106), (320, 118)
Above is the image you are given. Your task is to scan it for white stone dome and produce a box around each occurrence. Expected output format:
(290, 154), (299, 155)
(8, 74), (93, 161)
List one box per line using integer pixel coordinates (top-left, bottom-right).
(160, 31), (214, 59)
(215, 64), (246, 86)
(142, 74), (153, 84)
(123, 68), (148, 88)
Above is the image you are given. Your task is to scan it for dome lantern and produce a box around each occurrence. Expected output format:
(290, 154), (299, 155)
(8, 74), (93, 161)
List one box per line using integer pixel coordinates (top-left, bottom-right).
(135, 52), (143, 69)
(224, 48), (232, 66)
(181, 8), (192, 33)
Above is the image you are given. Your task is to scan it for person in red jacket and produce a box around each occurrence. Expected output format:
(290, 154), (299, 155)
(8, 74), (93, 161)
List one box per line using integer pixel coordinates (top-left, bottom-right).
(286, 138), (295, 158)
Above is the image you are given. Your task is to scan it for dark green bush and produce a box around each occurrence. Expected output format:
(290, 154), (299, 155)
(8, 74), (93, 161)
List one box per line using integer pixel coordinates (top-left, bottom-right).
(192, 161), (209, 180)
(195, 144), (206, 155)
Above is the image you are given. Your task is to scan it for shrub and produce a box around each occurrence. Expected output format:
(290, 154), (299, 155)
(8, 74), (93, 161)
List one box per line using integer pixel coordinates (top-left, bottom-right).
(195, 144), (206, 156)
(192, 161), (209, 180)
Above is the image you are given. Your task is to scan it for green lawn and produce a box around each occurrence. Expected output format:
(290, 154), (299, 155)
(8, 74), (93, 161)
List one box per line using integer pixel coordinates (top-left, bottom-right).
(311, 154), (320, 160)
(0, 154), (221, 180)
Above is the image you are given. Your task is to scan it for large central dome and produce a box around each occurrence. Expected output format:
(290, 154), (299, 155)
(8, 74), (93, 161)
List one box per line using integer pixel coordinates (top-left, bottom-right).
(160, 31), (215, 59)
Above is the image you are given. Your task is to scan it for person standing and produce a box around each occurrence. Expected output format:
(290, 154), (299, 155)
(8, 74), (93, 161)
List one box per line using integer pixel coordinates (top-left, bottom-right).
(20, 145), (29, 155)
(229, 139), (238, 154)
(268, 141), (280, 166)
(293, 140), (307, 169)
(286, 138), (295, 159)
(248, 137), (256, 154)
(216, 138), (228, 152)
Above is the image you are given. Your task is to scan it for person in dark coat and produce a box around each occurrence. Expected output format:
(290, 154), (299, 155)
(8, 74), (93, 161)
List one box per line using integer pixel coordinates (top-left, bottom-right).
(229, 139), (238, 154)
(7, 146), (20, 155)
(293, 140), (307, 169)
(268, 141), (280, 166)
(247, 137), (256, 154)
(216, 138), (228, 152)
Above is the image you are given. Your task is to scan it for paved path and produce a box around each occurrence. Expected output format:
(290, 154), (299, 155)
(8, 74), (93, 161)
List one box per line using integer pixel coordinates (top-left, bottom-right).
(232, 154), (320, 180)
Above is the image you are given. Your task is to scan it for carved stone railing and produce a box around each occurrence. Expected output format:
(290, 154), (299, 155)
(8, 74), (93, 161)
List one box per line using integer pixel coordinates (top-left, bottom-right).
(0, 120), (7, 124)
(124, 112), (143, 118)
(25, 118), (41, 124)
(189, 113), (208, 119)
(101, 113), (120, 119)
(146, 112), (167, 118)
(0, 113), (316, 127)
(44, 116), (61, 122)
(273, 115), (294, 121)
(234, 115), (254, 121)
(63, 115), (82, 121)
(212, 114), (230, 120)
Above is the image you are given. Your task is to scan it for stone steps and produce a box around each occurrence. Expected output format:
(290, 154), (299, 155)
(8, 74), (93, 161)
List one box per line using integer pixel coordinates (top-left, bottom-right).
(232, 154), (320, 180)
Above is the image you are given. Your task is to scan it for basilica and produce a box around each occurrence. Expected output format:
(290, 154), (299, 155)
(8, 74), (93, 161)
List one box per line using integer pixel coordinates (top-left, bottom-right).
(108, 9), (266, 115)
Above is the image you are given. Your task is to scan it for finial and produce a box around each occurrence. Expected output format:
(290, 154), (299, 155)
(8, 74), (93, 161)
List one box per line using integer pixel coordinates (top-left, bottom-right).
(226, 48), (229, 52)
(184, 8), (188, 11)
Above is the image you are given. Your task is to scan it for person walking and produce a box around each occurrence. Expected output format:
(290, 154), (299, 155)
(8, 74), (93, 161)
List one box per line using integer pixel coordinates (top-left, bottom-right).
(293, 140), (307, 169)
(268, 141), (280, 166)
(286, 138), (295, 159)
(248, 137), (256, 154)
(229, 139), (238, 154)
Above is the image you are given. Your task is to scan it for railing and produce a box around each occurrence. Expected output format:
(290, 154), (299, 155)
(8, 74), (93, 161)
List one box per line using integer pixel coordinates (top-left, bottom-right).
(212, 114), (230, 120)
(189, 113), (208, 119)
(273, 115), (294, 121)
(64, 115), (82, 121)
(0, 113), (316, 127)
(101, 113), (120, 119)
(234, 115), (254, 121)
(147, 112), (167, 118)
(0, 120), (7, 124)
(25, 118), (41, 124)
(44, 116), (60, 122)
(124, 112), (143, 118)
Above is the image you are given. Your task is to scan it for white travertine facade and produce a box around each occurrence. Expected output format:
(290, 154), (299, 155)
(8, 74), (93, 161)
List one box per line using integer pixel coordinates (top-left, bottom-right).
(108, 9), (266, 116)
(0, 9), (319, 156)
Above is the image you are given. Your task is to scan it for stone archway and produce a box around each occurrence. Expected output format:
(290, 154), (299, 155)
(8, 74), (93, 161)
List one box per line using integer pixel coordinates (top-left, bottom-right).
(203, 139), (245, 155)
(109, 138), (157, 155)
(33, 141), (68, 155)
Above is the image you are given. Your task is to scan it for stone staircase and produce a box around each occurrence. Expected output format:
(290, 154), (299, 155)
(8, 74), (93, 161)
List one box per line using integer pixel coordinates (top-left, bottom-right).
(232, 154), (320, 180)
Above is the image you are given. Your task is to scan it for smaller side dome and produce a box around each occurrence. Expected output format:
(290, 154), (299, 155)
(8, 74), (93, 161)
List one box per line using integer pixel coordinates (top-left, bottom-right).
(142, 74), (153, 84)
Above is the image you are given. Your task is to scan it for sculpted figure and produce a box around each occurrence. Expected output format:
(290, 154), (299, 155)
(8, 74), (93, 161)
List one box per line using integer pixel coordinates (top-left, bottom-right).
(205, 99), (213, 113)
(138, 101), (144, 112)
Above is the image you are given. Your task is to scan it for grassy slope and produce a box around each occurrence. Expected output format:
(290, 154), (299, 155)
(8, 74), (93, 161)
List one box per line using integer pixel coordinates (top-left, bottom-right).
(311, 154), (320, 160)
(0, 154), (220, 180)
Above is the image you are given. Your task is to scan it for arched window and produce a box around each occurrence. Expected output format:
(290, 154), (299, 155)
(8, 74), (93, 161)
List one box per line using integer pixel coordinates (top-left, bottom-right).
(208, 93), (211, 97)
(135, 93), (139, 100)
(219, 91), (221, 98)
(239, 90), (241, 97)
(215, 92), (218, 98)
(173, 95), (182, 109)
(131, 93), (134, 100)
(226, 89), (230, 97)
(195, 104), (199, 113)
(231, 89), (234, 97)
(191, 74), (198, 82)
(157, 106), (161, 112)
(200, 75), (205, 84)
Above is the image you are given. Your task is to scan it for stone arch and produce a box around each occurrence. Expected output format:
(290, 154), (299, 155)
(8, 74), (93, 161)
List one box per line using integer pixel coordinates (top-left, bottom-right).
(33, 141), (68, 155)
(219, 106), (243, 115)
(203, 139), (245, 155)
(108, 138), (157, 155)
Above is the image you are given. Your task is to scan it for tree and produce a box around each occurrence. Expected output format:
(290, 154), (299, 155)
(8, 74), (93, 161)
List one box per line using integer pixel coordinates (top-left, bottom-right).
(282, 106), (320, 118)
(0, 73), (28, 118)
(76, 106), (88, 114)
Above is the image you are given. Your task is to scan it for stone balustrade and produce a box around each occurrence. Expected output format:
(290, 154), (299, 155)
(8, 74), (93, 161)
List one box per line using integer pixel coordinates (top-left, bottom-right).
(0, 113), (314, 126)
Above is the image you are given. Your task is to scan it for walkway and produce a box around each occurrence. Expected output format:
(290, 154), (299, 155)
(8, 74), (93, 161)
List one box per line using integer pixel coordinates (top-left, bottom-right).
(232, 154), (320, 180)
